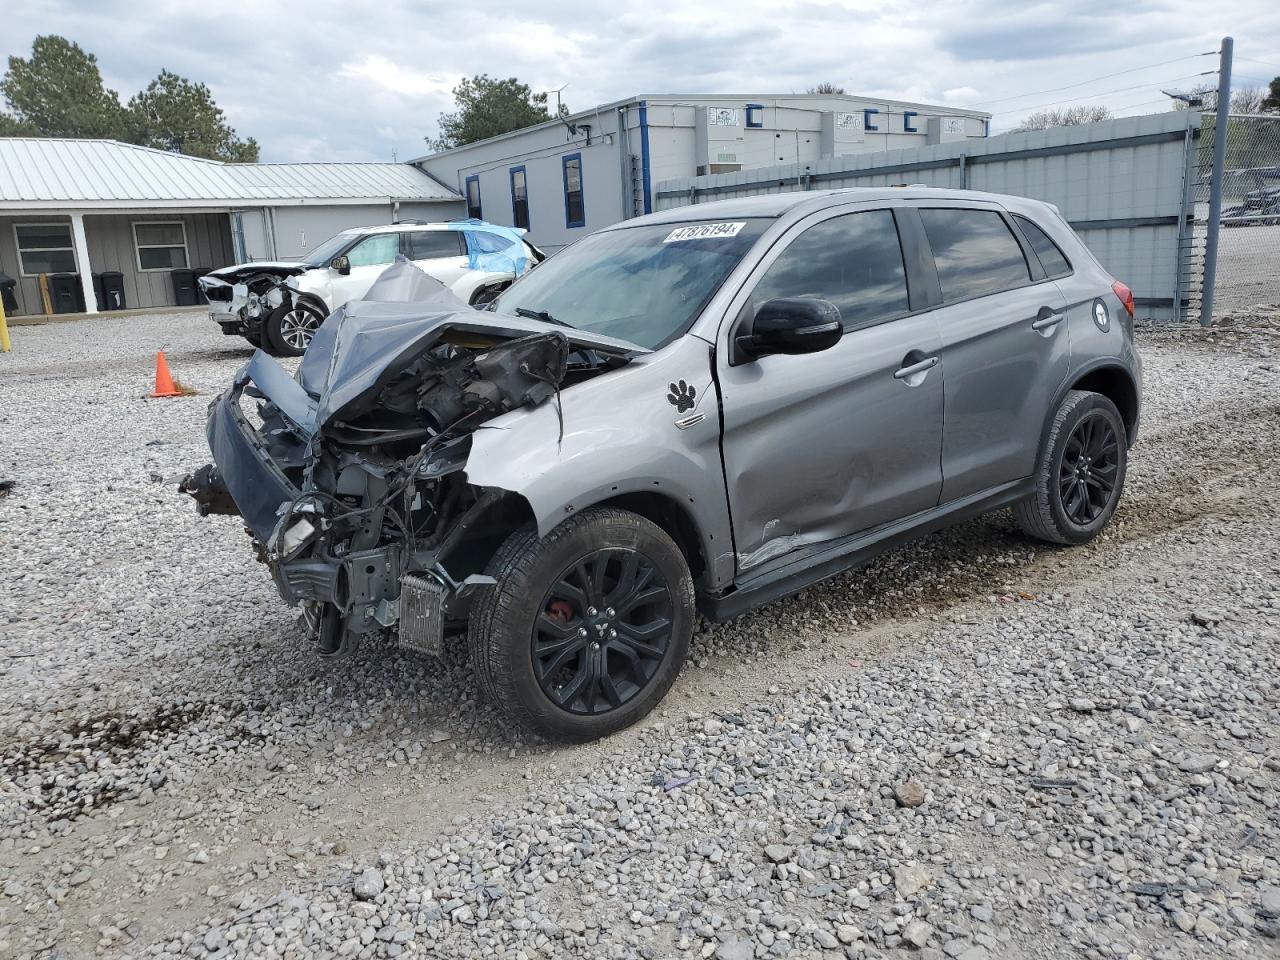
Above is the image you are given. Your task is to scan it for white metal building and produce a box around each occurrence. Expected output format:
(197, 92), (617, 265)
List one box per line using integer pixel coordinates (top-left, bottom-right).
(415, 93), (991, 252)
(0, 138), (463, 316)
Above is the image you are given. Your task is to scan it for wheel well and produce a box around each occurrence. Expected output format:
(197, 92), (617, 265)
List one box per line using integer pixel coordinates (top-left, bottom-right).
(1069, 366), (1138, 438)
(292, 293), (329, 317)
(596, 492), (708, 585)
(468, 280), (510, 306)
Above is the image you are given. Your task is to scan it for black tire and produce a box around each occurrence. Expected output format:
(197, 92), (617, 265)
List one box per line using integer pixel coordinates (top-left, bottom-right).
(468, 507), (695, 741)
(265, 302), (324, 357)
(243, 326), (263, 348)
(1015, 390), (1128, 545)
(469, 281), (508, 307)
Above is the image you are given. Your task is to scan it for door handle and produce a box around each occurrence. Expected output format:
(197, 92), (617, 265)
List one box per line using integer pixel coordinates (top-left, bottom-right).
(1031, 307), (1065, 331)
(893, 355), (939, 380)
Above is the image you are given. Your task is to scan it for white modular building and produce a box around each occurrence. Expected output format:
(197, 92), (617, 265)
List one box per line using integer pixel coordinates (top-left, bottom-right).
(415, 93), (991, 252)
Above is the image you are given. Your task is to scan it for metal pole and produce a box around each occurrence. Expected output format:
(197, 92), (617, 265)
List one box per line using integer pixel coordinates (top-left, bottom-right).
(1200, 35), (1233, 326)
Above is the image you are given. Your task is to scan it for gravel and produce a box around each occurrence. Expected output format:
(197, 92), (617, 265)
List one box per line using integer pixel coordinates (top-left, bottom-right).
(1, 307), (1279, 959)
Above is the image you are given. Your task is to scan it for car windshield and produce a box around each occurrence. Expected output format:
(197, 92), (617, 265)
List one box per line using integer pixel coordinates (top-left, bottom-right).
(301, 231), (360, 268)
(489, 218), (771, 349)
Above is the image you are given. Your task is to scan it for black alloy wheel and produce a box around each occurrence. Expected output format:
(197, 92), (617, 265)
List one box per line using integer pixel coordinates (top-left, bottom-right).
(533, 548), (674, 715)
(1014, 389), (1128, 545)
(1058, 412), (1120, 525)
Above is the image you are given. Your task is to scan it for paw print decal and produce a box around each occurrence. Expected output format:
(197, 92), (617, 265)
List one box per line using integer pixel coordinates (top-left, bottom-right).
(667, 380), (697, 413)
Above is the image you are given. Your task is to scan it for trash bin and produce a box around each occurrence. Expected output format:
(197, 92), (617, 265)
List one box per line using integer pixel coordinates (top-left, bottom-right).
(171, 268), (197, 307)
(94, 271), (126, 311)
(50, 273), (85, 314)
(190, 266), (212, 303)
(0, 271), (17, 315)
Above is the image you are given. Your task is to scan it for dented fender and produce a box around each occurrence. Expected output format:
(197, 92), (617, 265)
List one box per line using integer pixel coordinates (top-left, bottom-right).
(464, 335), (736, 589)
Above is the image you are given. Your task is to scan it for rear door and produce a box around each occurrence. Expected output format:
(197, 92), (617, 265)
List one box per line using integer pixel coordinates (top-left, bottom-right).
(717, 205), (946, 576)
(914, 204), (1071, 502)
(403, 230), (470, 285)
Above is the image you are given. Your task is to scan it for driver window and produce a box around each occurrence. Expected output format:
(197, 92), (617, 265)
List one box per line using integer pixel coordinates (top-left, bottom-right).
(751, 210), (910, 330)
(345, 234), (400, 267)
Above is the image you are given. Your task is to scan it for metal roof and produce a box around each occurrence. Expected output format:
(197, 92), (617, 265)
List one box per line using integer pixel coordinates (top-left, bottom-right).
(0, 138), (460, 208)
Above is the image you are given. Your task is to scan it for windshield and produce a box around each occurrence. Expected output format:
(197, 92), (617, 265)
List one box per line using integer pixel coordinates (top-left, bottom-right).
(301, 231), (360, 268)
(489, 218), (771, 349)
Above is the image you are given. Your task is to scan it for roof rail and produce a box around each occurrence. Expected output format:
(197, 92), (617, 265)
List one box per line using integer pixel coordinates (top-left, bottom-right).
(392, 218), (430, 225)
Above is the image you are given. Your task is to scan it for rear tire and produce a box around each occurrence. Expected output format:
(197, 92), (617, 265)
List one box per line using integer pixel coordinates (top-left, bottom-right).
(265, 302), (324, 357)
(1015, 390), (1127, 545)
(468, 507), (695, 741)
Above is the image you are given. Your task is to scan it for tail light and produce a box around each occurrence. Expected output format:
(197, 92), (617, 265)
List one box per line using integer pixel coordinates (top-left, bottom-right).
(1111, 280), (1134, 319)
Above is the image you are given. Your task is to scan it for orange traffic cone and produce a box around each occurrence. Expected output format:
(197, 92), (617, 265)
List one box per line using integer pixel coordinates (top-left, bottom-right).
(149, 351), (184, 398)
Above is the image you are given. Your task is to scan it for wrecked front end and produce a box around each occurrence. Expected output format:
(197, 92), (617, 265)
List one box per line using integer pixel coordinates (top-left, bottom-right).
(183, 262), (636, 656)
(198, 264), (304, 339)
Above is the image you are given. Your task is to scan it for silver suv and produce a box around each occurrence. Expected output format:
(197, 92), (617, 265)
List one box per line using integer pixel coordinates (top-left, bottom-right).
(185, 188), (1141, 741)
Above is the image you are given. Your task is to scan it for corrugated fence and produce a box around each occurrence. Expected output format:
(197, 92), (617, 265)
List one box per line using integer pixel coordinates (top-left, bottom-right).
(655, 112), (1201, 321)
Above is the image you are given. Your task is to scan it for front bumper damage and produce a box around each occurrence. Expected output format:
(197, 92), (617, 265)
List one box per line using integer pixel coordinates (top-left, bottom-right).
(198, 267), (298, 338)
(182, 261), (638, 657)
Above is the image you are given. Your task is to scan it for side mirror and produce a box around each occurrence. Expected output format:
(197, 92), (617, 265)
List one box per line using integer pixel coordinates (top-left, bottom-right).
(331, 255), (351, 276)
(736, 297), (843, 360)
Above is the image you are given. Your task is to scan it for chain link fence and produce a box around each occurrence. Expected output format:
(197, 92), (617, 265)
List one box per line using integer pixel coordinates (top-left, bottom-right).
(1196, 113), (1280, 316)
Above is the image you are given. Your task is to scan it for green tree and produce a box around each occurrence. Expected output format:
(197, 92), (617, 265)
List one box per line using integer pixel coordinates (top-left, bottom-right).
(428, 75), (557, 151)
(0, 35), (127, 138)
(127, 69), (259, 161)
(1261, 76), (1280, 113)
(807, 83), (847, 95)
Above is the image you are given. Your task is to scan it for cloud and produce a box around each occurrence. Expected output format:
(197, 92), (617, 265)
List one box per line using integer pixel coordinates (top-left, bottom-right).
(338, 56), (456, 98)
(2, 0), (1277, 159)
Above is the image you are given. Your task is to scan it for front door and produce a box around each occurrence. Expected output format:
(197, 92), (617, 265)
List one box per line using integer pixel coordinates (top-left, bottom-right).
(717, 207), (946, 577)
(328, 233), (401, 307)
(913, 206), (1072, 502)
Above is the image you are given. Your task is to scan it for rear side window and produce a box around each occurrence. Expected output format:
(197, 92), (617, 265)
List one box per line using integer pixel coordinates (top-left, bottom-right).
(751, 209), (910, 329)
(405, 231), (464, 260)
(1013, 214), (1072, 278)
(919, 208), (1030, 303)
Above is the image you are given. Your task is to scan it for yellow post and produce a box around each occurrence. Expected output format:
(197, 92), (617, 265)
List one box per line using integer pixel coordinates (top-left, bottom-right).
(0, 296), (10, 353)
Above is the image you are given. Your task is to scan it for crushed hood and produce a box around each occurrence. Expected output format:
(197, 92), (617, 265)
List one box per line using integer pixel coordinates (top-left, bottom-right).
(207, 261), (308, 280)
(262, 259), (646, 430)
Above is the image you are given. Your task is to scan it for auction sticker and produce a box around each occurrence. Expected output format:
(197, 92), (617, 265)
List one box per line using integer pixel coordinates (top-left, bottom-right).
(663, 222), (746, 243)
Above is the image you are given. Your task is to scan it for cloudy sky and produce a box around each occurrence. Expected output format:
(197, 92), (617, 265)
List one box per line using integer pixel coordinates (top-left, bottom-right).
(5, 0), (1279, 162)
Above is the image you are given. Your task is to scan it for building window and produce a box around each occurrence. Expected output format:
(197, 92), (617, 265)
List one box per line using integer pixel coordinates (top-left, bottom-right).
(465, 175), (482, 219)
(14, 223), (75, 275)
(133, 221), (189, 271)
(509, 166), (529, 230)
(562, 153), (585, 228)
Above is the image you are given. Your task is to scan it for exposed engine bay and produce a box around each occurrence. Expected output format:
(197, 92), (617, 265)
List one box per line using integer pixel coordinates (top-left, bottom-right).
(182, 261), (637, 657)
(198, 264), (304, 341)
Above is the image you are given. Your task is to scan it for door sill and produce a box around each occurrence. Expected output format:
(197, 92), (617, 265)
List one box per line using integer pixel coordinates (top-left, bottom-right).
(700, 478), (1032, 622)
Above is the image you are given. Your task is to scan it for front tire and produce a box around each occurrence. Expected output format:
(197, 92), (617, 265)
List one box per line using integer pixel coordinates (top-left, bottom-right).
(468, 507), (695, 741)
(265, 302), (324, 357)
(1015, 390), (1128, 545)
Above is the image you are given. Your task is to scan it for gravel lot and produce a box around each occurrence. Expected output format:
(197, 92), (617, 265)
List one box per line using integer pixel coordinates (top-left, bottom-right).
(1, 308), (1278, 960)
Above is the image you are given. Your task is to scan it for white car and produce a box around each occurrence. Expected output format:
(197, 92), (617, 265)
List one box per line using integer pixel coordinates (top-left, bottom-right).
(199, 220), (544, 355)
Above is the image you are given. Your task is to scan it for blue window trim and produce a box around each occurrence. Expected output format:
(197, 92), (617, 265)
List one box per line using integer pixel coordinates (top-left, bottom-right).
(508, 165), (528, 230)
(903, 110), (918, 133)
(562, 152), (585, 228)
(864, 108), (880, 132)
(638, 102), (652, 215)
(745, 103), (764, 128)
(464, 174), (482, 219)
